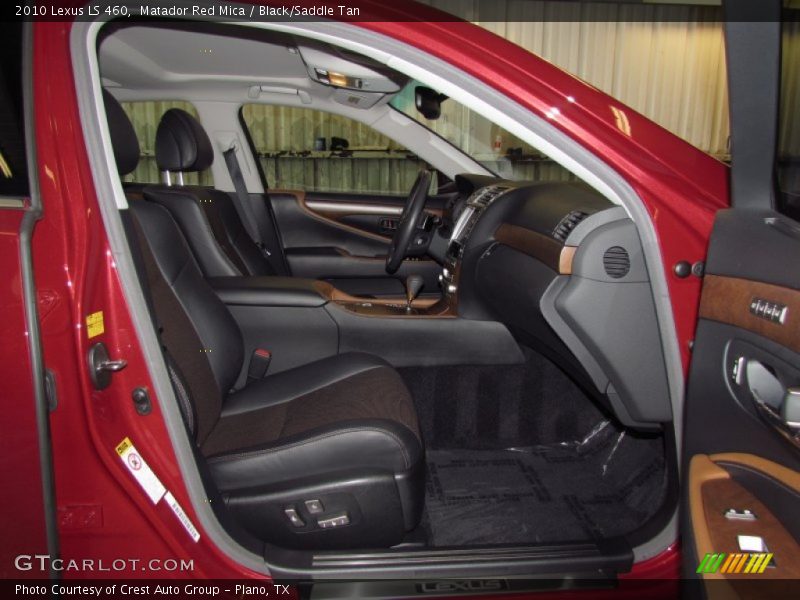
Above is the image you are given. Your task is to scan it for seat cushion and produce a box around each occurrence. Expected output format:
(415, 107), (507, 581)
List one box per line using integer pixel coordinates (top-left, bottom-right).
(202, 353), (422, 491)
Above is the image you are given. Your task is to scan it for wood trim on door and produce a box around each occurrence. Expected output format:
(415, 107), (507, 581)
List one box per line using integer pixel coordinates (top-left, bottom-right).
(689, 453), (800, 595)
(270, 189), (392, 243)
(698, 275), (800, 354)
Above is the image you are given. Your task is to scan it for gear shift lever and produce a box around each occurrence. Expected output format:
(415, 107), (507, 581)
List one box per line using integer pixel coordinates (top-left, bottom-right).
(405, 275), (424, 312)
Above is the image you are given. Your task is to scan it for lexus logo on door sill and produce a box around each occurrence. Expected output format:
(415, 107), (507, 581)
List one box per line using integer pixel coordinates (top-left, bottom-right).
(416, 580), (508, 594)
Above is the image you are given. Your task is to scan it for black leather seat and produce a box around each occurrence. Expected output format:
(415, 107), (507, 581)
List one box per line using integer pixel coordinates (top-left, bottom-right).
(144, 108), (280, 278)
(103, 90), (425, 549)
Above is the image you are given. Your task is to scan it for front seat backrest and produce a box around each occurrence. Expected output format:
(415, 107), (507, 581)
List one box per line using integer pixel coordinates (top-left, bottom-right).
(145, 109), (275, 277)
(131, 200), (244, 445)
(103, 90), (243, 444)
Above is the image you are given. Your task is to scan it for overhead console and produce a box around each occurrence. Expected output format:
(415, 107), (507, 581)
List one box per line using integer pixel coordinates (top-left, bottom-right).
(446, 175), (672, 430)
(296, 38), (407, 94)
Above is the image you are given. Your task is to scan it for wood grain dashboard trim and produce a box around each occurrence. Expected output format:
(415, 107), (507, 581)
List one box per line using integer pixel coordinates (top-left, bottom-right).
(495, 223), (576, 275)
(698, 274), (800, 354)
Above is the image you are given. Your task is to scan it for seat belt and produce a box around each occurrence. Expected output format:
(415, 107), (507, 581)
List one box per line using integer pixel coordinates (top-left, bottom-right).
(223, 143), (288, 274)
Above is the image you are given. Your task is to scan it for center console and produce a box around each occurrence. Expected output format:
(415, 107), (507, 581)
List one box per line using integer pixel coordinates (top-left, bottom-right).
(440, 184), (512, 302)
(211, 270), (523, 380)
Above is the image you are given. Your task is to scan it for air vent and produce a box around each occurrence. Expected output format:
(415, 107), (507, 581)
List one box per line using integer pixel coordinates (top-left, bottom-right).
(552, 210), (588, 242)
(470, 185), (509, 208)
(603, 246), (630, 278)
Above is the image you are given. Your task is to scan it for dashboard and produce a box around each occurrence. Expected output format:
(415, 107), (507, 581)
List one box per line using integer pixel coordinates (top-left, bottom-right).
(442, 174), (672, 431)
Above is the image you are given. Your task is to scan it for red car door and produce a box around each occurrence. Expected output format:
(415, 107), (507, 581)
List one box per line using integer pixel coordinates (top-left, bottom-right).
(0, 22), (56, 579)
(682, 2), (800, 597)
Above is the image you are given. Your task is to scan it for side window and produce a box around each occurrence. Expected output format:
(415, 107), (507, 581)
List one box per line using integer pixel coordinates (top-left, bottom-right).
(0, 23), (28, 198)
(778, 19), (800, 220)
(120, 101), (213, 186)
(241, 105), (422, 195)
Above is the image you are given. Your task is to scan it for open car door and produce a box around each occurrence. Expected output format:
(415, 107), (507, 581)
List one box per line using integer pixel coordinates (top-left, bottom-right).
(682, 1), (800, 596)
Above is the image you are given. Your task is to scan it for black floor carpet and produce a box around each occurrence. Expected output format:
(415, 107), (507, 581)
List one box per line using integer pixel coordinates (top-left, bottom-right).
(423, 421), (666, 547)
(401, 347), (668, 548)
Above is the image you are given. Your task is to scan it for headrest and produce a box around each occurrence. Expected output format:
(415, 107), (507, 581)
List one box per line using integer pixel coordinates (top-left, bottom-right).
(102, 89), (139, 176)
(155, 109), (214, 173)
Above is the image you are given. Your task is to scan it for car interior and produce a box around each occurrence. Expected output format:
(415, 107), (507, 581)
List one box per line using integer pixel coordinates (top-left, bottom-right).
(95, 20), (678, 573)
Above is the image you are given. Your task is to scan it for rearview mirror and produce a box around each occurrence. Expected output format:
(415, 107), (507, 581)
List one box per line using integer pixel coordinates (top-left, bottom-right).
(415, 86), (448, 120)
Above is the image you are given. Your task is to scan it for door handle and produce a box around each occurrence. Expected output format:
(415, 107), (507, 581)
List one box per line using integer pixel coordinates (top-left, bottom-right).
(743, 358), (800, 448)
(782, 387), (800, 428)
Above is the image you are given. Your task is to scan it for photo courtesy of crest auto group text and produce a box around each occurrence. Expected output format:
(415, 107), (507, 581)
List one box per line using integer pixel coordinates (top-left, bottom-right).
(1, 1), (799, 599)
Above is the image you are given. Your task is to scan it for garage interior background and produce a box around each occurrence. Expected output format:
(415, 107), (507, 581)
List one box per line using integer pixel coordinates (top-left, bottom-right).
(120, 0), (798, 195)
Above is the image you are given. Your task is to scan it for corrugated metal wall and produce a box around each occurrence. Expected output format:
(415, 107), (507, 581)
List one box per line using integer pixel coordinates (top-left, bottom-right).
(120, 5), (800, 195)
(456, 0), (731, 159)
(241, 105), (422, 194)
(780, 20), (800, 195)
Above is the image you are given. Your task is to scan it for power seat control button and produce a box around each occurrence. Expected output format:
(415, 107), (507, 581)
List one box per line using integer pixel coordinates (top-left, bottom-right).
(284, 507), (305, 528)
(305, 499), (324, 514)
(317, 513), (350, 529)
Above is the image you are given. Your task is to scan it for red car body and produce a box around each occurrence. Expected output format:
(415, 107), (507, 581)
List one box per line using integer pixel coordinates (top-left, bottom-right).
(3, 1), (730, 593)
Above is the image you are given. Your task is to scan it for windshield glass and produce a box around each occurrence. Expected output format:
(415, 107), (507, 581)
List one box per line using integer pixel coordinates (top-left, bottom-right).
(390, 81), (575, 183)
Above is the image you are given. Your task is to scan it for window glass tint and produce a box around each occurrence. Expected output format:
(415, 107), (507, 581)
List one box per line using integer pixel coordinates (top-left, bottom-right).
(0, 23), (28, 197)
(778, 17), (800, 218)
(241, 105), (423, 195)
(120, 101), (213, 186)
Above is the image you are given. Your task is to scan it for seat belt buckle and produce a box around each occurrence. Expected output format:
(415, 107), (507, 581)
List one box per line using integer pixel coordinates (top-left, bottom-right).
(248, 349), (272, 381)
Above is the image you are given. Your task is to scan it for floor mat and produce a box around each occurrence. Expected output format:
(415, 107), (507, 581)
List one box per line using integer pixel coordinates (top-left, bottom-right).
(423, 422), (667, 547)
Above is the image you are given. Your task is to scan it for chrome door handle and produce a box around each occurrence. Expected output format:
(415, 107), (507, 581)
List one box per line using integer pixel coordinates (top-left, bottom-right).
(744, 358), (800, 449)
(782, 387), (800, 430)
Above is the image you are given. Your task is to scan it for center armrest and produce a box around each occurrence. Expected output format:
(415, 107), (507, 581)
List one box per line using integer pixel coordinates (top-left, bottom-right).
(208, 276), (330, 308)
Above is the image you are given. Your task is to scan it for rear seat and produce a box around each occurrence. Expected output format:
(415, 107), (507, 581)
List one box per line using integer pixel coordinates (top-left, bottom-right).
(144, 108), (283, 278)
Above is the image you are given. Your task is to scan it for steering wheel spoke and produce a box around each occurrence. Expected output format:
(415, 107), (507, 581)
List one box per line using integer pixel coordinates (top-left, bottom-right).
(386, 169), (433, 274)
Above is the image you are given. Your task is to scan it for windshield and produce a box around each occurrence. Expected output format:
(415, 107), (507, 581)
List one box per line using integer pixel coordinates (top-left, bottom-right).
(390, 81), (574, 182)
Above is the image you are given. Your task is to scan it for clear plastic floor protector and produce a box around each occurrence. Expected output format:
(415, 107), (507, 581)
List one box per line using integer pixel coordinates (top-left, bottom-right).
(423, 421), (666, 547)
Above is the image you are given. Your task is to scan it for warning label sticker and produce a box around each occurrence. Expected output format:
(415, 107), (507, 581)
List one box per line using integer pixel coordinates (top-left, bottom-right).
(85, 311), (105, 339)
(115, 437), (166, 504)
(165, 491), (201, 543)
(115, 438), (201, 542)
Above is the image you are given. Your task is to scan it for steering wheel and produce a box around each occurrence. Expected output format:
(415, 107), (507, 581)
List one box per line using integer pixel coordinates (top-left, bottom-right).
(386, 169), (433, 274)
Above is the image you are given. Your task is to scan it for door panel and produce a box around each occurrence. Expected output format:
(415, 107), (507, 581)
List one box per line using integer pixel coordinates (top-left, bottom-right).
(270, 189), (442, 296)
(688, 454), (799, 598)
(683, 209), (800, 587)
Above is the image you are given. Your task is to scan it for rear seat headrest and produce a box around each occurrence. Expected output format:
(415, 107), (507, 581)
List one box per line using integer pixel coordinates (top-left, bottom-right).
(102, 89), (140, 177)
(155, 109), (214, 173)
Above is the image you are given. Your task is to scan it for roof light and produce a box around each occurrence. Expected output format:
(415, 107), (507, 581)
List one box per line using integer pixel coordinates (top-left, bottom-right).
(327, 72), (348, 87)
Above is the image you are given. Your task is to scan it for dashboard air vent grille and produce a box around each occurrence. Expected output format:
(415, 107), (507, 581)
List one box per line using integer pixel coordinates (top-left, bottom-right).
(553, 210), (588, 242)
(603, 246), (630, 278)
(471, 185), (509, 208)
